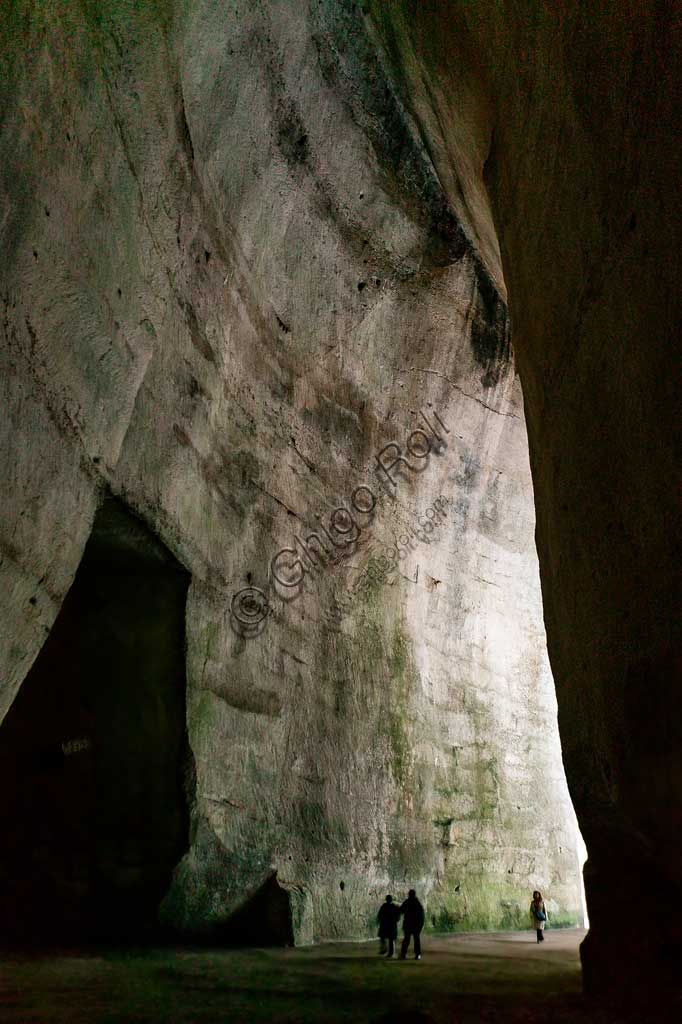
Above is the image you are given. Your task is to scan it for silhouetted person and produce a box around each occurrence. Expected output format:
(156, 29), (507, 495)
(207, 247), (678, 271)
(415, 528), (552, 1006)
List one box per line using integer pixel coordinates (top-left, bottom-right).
(377, 894), (401, 957)
(399, 889), (425, 959)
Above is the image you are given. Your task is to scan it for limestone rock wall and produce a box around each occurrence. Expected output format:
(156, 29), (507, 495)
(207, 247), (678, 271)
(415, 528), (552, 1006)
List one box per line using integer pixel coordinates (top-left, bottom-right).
(0, 0), (582, 941)
(365, 0), (682, 990)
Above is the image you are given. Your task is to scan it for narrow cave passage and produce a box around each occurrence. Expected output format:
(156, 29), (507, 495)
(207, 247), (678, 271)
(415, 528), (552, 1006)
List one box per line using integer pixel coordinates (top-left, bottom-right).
(0, 496), (191, 945)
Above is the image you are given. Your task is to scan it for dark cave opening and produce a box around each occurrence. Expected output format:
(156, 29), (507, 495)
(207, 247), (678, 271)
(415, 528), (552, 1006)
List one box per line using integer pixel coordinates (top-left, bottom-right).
(0, 496), (191, 946)
(216, 872), (296, 947)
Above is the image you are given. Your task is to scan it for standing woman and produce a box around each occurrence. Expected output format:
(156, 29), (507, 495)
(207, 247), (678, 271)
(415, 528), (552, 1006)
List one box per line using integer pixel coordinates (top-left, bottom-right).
(530, 890), (548, 942)
(377, 895), (400, 957)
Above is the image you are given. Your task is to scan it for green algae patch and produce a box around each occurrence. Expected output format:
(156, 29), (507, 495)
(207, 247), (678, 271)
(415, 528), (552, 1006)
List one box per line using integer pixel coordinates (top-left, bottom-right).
(370, 622), (418, 792)
(426, 875), (582, 934)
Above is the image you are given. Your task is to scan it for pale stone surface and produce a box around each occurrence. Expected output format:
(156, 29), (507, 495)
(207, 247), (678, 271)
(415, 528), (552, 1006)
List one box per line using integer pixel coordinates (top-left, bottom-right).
(0, 1), (582, 942)
(367, 0), (682, 991)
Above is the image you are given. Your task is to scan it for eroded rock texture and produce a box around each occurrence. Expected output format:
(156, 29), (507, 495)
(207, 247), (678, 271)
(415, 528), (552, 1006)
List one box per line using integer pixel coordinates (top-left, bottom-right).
(0, 0), (601, 955)
(366, 0), (682, 992)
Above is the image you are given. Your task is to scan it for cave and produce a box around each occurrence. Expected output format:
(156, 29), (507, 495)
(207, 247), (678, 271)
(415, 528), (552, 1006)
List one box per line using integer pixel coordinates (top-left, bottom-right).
(0, 496), (191, 944)
(0, 1), (680, 1020)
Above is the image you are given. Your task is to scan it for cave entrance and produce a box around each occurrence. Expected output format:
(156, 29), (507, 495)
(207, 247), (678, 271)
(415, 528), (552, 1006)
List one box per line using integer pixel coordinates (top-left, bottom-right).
(0, 496), (191, 946)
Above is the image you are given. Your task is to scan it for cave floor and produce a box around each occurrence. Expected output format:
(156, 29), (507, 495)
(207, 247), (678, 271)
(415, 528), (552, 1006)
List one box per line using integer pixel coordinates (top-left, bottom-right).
(0, 928), (653, 1023)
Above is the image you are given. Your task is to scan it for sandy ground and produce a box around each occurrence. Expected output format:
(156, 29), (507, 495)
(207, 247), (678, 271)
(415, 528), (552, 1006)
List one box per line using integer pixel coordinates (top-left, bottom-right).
(0, 928), (669, 1023)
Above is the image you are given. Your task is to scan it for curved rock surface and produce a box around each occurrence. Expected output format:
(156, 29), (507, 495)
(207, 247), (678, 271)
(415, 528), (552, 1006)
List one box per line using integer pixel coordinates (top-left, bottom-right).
(15, 0), (678, 971)
(367, 0), (682, 991)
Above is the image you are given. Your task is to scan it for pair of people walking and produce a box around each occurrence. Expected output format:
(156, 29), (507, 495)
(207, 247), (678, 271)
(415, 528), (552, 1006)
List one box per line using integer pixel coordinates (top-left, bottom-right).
(377, 889), (425, 959)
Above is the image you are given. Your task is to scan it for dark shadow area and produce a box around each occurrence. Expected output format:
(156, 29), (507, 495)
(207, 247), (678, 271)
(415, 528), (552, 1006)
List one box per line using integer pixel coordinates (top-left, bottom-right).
(215, 872), (295, 947)
(3, 930), (678, 1024)
(0, 495), (192, 946)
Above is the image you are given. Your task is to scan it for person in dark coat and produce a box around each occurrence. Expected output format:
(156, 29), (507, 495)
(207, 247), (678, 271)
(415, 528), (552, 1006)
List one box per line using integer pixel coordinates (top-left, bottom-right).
(399, 889), (425, 959)
(377, 894), (401, 956)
